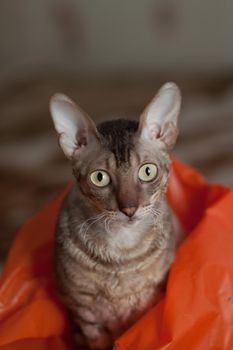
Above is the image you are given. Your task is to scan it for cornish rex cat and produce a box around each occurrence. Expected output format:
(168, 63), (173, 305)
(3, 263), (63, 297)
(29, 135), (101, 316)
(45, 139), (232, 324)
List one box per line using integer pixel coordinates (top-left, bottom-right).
(50, 82), (183, 350)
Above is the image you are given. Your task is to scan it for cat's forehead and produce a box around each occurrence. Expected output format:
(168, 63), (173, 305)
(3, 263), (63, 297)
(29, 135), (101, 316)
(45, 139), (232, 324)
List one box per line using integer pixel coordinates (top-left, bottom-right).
(74, 118), (168, 175)
(97, 120), (166, 167)
(97, 119), (139, 167)
(81, 120), (161, 173)
(86, 147), (139, 173)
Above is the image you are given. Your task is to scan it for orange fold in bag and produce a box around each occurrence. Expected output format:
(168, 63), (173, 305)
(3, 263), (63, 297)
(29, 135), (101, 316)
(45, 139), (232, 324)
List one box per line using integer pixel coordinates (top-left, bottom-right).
(0, 159), (233, 350)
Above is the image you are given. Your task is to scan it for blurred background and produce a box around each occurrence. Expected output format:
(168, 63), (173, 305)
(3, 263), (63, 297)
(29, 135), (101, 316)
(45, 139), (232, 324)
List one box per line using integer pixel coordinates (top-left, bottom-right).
(0, 0), (233, 265)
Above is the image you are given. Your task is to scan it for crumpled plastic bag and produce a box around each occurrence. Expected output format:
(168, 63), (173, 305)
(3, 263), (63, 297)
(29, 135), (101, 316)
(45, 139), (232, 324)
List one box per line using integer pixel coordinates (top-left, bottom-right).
(0, 159), (233, 350)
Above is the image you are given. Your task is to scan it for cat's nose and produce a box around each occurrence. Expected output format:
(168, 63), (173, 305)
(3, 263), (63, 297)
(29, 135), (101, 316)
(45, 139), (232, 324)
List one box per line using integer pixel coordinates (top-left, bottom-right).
(121, 207), (137, 217)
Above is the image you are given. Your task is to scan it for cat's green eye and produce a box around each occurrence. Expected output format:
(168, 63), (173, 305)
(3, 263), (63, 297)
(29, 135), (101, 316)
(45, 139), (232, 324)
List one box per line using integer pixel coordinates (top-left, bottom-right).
(90, 170), (111, 187)
(138, 163), (158, 182)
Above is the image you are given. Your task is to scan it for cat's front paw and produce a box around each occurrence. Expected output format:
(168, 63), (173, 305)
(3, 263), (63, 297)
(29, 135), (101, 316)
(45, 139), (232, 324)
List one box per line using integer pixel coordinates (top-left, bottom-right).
(87, 332), (112, 350)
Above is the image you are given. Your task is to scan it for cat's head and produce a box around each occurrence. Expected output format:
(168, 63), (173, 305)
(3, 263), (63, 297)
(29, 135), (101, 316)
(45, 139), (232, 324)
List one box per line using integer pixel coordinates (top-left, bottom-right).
(50, 83), (181, 224)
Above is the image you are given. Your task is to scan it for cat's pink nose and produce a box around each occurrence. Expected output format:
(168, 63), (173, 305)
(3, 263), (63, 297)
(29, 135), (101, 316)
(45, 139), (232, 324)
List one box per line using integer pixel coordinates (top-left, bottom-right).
(121, 207), (137, 217)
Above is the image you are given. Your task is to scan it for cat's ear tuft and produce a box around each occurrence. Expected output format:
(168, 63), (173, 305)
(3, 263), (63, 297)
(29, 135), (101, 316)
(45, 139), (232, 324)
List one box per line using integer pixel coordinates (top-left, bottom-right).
(50, 93), (98, 159)
(139, 82), (181, 150)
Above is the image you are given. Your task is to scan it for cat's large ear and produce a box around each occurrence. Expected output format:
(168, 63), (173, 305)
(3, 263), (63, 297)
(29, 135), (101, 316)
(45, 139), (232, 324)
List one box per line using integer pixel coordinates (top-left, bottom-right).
(138, 82), (181, 150)
(50, 94), (99, 159)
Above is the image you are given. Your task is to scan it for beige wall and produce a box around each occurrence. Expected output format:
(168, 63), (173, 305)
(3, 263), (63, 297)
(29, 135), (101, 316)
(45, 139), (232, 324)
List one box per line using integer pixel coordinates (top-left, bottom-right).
(1, 0), (233, 81)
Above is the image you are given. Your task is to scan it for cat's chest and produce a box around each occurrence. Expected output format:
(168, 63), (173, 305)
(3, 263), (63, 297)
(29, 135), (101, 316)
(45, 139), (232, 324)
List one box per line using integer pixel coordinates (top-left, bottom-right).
(101, 261), (162, 296)
(92, 268), (162, 335)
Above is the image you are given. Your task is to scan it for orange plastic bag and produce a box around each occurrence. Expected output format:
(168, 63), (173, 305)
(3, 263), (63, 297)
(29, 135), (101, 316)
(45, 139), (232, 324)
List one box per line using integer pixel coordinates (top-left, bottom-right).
(0, 159), (233, 350)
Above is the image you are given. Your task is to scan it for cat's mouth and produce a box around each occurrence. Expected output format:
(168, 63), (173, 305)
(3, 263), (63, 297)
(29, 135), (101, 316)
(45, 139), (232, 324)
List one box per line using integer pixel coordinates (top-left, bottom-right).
(106, 210), (144, 226)
(116, 207), (152, 225)
(123, 215), (140, 226)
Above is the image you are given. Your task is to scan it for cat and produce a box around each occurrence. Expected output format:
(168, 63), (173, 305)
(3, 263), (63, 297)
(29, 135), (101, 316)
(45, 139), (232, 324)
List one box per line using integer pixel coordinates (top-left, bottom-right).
(50, 82), (183, 350)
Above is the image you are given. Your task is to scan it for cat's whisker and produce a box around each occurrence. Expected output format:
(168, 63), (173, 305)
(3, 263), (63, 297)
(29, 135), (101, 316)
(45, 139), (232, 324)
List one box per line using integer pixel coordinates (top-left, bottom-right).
(104, 217), (114, 235)
(87, 213), (107, 230)
(147, 207), (162, 225)
(79, 212), (107, 237)
(78, 210), (119, 238)
(106, 218), (110, 233)
(103, 217), (109, 234)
